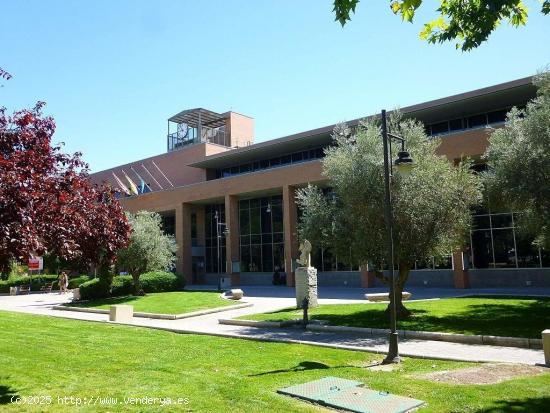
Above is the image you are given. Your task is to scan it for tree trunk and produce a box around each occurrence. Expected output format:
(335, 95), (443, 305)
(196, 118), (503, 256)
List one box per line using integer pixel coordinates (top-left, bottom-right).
(131, 273), (143, 296)
(385, 265), (412, 319)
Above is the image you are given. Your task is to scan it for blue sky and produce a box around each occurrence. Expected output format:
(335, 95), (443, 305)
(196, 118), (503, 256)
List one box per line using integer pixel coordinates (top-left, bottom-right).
(1, 0), (549, 172)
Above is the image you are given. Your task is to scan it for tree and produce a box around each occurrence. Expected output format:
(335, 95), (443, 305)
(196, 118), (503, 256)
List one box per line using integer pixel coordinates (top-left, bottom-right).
(484, 72), (550, 251)
(117, 211), (177, 294)
(0, 103), (130, 276)
(297, 115), (481, 317)
(333, 0), (549, 51)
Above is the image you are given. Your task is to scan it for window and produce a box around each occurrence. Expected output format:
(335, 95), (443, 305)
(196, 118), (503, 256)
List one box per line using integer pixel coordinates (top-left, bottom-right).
(425, 107), (512, 137)
(213, 147), (327, 179)
(239, 195), (284, 272)
(487, 109), (507, 124)
(467, 114), (487, 128)
(449, 118), (463, 131)
(204, 204), (226, 273)
(430, 122), (449, 135)
(160, 213), (175, 236)
(469, 211), (547, 268)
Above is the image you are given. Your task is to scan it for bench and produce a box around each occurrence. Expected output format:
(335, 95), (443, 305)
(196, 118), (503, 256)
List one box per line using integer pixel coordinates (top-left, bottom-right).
(365, 292), (412, 302)
(40, 282), (54, 293)
(18, 285), (30, 295)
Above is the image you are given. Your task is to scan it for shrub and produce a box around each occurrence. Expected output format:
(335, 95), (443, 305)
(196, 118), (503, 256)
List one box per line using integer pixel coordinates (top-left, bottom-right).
(68, 275), (90, 289)
(111, 275), (134, 297)
(0, 274), (60, 293)
(139, 271), (179, 293)
(79, 278), (110, 300)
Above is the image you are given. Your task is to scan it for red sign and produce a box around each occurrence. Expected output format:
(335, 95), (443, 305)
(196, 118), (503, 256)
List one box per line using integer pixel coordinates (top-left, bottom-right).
(28, 257), (43, 270)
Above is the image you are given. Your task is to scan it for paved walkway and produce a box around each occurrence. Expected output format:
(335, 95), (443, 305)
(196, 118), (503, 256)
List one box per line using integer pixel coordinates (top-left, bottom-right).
(0, 287), (547, 365)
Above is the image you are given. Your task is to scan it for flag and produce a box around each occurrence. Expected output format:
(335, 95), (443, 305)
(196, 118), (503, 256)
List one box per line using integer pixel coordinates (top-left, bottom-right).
(122, 170), (138, 195)
(112, 172), (130, 195)
(130, 166), (150, 194)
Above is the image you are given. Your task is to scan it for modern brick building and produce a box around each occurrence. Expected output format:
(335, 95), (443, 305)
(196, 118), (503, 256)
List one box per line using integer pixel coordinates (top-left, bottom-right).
(90, 76), (550, 289)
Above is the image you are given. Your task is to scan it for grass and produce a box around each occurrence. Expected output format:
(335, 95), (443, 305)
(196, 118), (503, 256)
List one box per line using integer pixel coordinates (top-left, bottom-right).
(67, 291), (235, 315)
(0, 311), (549, 412)
(240, 296), (550, 339)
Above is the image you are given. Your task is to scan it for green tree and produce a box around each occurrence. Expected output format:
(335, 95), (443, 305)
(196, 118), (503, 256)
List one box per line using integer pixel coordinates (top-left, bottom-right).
(333, 0), (549, 51)
(484, 72), (550, 251)
(117, 211), (177, 295)
(297, 115), (481, 317)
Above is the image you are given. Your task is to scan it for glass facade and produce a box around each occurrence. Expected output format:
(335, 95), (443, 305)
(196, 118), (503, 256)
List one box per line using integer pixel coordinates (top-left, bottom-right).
(311, 247), (360, 272)
(239, 195), (285, 272)
(215, 147), (325, 179)
(205, 204), (226, 273)
(469, 211), (548, 269)
(425, 107), (513, 137)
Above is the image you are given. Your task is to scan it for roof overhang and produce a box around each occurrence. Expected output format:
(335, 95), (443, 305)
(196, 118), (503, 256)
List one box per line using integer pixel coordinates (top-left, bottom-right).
(168, 108), (227, 128)
(189, 76), (536, 170)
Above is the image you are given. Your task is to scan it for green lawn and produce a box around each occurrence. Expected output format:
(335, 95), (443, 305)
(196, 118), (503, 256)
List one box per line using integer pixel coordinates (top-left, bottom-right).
(240, 296), (550, 339)
(67, 291), (235, 315)
(0, 311), (549, 412)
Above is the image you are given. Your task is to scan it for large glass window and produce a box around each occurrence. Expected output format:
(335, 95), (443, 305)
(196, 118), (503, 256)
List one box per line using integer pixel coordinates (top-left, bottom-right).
(159, 212), (175, 236)
(205, 204), (226, 273)
(239, 195), (284, 272)
(469, 211), (547, 268)
(311, 247), (360, 272)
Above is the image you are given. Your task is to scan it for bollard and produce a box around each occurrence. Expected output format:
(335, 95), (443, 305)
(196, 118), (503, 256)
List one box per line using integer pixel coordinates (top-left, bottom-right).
(109, 305), (133, 323)
(302, 297), (309, 329)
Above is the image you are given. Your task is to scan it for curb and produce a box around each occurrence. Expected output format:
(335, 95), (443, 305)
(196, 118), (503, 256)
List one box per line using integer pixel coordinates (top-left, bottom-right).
(220, 318), (543, 349)
(219, 318), (299, 328)
(53, 302), (253, 320)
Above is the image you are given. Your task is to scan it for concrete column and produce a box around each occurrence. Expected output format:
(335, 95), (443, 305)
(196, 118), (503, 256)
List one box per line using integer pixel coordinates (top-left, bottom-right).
(360, 265), (376, 288)
(452, 250), (470, 289)
(283, 185), (299, 287)
(225, 195), (240, 286)
(175, 203), (193, 286)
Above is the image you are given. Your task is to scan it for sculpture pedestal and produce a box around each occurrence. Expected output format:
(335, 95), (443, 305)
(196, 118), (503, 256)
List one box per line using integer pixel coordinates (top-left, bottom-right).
(295, 266), (318, 309)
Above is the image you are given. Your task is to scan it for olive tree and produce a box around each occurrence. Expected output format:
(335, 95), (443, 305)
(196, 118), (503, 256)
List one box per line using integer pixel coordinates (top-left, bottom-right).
(484, 72), (550, 251)
(117, 211), (177, 294)
(297, 115), (481, 317)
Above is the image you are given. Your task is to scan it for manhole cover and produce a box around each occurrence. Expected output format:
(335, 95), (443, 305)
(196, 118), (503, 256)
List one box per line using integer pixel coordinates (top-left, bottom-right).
(322, 387), (425, 413)
(278, 377), (363, 401)
(278, 376), (425, 413)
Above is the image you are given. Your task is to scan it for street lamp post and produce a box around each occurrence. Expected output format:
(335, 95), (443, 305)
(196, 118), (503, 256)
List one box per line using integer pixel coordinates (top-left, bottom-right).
(380, 109), (414, 364)
(215, 210), (229, 292)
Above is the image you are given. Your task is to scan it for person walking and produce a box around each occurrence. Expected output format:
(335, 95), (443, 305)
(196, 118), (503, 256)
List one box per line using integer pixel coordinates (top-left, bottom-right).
(58, 271), (68, 294)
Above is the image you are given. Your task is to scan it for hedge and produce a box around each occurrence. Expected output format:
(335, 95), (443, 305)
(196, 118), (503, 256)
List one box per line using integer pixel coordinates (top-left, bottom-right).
(68, 275), (90, 289)
(0, 274), (60, 293)
(79, 278), (111, 300)
(139, 271), (179, 293)
(111, 276), (134, 296)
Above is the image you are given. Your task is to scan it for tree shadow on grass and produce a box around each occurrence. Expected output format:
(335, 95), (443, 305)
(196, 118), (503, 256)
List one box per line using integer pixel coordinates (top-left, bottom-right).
(250, 361), (357, 377)
(304, 297), (550, 338)
(403, 299), (550, 338)
(475, 396), (550, 412)
(0, 381), (19, 404)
